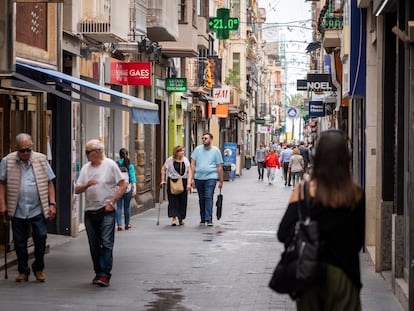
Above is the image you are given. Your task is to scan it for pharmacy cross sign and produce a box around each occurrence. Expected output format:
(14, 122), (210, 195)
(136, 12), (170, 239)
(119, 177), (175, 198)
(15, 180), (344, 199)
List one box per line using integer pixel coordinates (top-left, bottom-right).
(209, 8), (239, 40)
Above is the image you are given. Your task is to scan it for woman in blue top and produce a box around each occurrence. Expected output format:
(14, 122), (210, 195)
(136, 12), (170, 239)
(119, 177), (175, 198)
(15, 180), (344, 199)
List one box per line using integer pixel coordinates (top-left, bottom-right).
(116, 148), (137, 231)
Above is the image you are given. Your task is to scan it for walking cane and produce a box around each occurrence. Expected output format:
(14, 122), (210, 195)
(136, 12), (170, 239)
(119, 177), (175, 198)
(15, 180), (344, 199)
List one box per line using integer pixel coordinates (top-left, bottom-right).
(3, 214), (8, 279)
(156, 185), (162, 226)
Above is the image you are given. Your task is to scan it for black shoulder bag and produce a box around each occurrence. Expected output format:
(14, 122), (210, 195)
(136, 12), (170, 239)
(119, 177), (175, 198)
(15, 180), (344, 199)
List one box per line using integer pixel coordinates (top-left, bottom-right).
(269, 181), (326, 299)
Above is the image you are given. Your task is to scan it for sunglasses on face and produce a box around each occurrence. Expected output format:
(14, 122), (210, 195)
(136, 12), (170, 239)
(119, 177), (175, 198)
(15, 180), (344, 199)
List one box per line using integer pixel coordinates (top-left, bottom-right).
(18, 148), (32, 154)
(85, 149), (99, 155)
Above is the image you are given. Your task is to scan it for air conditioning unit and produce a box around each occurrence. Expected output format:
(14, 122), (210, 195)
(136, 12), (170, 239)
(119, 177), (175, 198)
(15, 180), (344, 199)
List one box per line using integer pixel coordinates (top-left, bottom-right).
(78, 0), (129, 43)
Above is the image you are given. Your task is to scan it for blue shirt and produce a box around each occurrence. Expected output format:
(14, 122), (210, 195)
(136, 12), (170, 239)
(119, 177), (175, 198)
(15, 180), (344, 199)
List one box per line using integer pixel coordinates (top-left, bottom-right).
(279, 148), (293, 164)
(191, 145), (223, 180)
(116, 159), (137, 183)
(0, 155), (55, 219)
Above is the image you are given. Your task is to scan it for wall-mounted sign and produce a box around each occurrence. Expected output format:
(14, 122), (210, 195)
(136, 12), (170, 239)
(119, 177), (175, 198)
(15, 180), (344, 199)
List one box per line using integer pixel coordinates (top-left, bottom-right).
(286, 107), (299, 119)
(255, 118), (265, 124)
(155, 78), (165, 100)
(306, 74), (337, 91)
(166, 78), (187, 92)
(215, 104), (229, 118)
(308, 101), (326, 117)
(258, 125), (269, 133)
(213, 86), (230, 103)
(106, 59), (151, 86)
(209, 8), (239, 40)
(297, 79), (307, 91)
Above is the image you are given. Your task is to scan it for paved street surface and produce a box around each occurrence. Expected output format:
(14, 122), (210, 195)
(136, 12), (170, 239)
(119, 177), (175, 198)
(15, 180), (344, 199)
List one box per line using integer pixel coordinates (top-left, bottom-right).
(0, 168), (404, 311)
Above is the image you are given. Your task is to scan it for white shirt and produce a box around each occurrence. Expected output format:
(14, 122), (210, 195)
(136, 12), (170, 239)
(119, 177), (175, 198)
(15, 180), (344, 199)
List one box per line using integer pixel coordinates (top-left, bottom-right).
(77, 158), (124, 211)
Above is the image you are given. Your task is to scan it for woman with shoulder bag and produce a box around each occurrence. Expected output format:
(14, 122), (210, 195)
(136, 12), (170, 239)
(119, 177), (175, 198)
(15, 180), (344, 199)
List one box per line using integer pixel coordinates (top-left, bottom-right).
(160, 145), (192, 226)
(277, 130), (365, 311)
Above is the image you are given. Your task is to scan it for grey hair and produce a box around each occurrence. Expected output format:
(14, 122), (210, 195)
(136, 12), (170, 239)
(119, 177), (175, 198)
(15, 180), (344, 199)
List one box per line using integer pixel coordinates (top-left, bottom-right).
(15, 133), (33, 146)
(87, 139), (104, 151)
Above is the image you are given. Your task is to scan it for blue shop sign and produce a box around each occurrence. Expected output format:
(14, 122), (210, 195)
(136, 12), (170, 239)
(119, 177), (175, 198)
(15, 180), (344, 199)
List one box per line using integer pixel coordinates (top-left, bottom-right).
(308, 101), (325, 117)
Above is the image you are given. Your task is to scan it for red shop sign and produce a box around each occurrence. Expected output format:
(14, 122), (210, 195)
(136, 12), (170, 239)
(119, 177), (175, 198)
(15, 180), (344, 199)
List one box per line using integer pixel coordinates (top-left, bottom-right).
(110, 61), (151, 86)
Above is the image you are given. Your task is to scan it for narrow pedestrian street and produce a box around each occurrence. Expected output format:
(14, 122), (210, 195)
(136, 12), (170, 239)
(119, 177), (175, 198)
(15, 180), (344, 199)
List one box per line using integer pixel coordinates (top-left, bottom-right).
(0, 168), (404, 311)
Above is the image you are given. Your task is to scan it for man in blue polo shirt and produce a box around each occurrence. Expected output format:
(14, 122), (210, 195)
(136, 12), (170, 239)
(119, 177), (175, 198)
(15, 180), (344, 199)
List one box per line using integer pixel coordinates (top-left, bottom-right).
(189, 132), (223, 226)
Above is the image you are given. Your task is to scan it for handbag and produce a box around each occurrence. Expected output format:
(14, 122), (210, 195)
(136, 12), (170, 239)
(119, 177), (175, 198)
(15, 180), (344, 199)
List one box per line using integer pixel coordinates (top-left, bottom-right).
(269, 181), (326, 299)
(216, 188), (223, 220)
(169, 162), (185, 195)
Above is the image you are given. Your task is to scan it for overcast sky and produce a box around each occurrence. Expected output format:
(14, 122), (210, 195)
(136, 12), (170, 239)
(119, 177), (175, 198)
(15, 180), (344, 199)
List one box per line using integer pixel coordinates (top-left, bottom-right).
(258, 0), (311, 24)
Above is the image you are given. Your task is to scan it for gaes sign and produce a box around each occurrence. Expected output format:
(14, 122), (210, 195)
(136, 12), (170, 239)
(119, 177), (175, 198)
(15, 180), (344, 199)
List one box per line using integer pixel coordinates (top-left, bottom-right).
(108, 60), (151, 86)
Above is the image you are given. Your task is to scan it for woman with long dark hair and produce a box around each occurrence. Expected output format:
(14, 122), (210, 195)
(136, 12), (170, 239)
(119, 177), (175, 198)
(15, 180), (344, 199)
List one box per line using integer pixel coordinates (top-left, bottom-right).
(116, 148), (137, 231)
(277, 130), (365, 310)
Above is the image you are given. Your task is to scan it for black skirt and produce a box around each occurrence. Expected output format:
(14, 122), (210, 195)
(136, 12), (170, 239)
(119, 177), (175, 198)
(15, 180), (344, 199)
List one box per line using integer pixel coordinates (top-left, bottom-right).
(167, 177), (188, 219)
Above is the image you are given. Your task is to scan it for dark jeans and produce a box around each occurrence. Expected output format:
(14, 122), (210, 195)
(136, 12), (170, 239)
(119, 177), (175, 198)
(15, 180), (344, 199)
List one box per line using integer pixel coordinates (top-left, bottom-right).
(194, 179), (217, 222)
(85, 208), (116, 278)
(257, 161), (264, 179)
(11, 214), (47, 275)
(283, 162), (291, 185)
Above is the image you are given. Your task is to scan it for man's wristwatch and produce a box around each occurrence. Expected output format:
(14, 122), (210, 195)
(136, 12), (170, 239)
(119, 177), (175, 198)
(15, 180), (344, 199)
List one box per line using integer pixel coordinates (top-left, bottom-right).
(49, 202), (56, 206)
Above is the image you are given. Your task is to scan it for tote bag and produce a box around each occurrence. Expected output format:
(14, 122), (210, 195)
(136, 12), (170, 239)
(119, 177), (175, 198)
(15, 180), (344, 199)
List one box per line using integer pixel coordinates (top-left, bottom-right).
(170, 177), (184, 195)
(169, 162), (184, 195)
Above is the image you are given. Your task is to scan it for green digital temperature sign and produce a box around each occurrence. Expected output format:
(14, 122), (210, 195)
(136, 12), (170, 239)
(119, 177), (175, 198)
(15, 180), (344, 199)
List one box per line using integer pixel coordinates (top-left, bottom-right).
(209, 17), (239, 30)
(209, 8), (239, 40)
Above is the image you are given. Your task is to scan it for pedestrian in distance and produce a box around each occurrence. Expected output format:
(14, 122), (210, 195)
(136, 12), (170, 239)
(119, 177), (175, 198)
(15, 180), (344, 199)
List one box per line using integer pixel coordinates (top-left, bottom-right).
(288, 148), (305, 187)
(75, 139), (127, 287)
(160, 145), (192, 226)
(255, 142), (266, 181)
(0, 133), (57, 283)
(308, 143), (314, 171)
(116, 148), (137, 231)
(280, 144), (293, 186)
(190, 132), (224, 227)
(298, 141), (310, 174)
(263, 147), (281, 185)
(277, 129), (365, 311)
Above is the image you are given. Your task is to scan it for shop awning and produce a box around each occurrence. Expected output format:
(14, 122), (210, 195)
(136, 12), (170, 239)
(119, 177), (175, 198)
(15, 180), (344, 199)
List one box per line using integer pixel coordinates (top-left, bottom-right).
(14, 62), (159, 124)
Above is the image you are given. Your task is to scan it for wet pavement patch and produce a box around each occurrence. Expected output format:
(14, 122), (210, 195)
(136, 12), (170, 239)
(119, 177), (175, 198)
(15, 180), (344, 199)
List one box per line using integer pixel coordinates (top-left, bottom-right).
(145, 288), (190, 311)
(202, 232), (214, 242)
